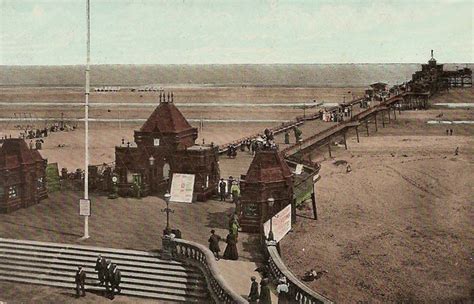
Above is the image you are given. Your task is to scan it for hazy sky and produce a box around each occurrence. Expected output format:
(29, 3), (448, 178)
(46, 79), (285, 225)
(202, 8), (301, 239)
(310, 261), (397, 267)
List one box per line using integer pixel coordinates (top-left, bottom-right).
(1, 0), (472, 65)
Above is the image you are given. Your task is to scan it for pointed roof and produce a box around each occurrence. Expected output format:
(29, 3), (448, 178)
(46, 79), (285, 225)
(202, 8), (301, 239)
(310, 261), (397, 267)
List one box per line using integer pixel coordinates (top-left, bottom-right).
(245, 149), (292, 183)
(0, 138), (44, 170)
(140, 101), (194, 134)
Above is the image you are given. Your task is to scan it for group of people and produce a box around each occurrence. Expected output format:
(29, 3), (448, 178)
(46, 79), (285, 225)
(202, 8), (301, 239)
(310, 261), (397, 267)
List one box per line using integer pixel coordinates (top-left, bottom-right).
(446, 129), (454, 136)
(75, 254), (121, 299)
(248, 276), (291, 304)
(208, 213), (241, 261)
(218, 177), (240, 204)
(322, 110), (343, 122)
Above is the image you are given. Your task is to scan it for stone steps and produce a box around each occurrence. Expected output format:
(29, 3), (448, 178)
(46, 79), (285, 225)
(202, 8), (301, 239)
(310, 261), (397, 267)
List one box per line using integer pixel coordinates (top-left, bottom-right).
(0, 238), (210, 303)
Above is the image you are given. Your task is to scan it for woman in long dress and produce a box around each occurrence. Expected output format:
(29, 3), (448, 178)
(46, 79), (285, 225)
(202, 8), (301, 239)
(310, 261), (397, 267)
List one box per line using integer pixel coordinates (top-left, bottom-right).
(223, 231), (238, 260)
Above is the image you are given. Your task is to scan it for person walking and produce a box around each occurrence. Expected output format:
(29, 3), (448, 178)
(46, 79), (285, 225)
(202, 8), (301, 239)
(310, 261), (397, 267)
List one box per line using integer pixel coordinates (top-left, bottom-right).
(95, 254), (107, 286)
(248, 276), (259, 303)
(109, 263), (121, 299)
(104, 259), (113, 297)
(276, 277), (290, 304)
(284, 131), (290, 144)
(231, 181), (240, 206)
(223, 230), (238, 260)
(75, 266), (86, 297)
(259, 278), (272, 304)
(208, 230), (221, 260)
(219, 178), (226, 201)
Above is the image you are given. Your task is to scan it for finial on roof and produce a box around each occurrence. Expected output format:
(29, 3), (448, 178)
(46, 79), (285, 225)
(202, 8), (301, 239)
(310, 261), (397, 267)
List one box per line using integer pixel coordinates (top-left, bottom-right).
(431, 49), (434, 59)
(167, 92), (170, 102)
(159, 91), (162, 103)
(171, 92), (174, 103)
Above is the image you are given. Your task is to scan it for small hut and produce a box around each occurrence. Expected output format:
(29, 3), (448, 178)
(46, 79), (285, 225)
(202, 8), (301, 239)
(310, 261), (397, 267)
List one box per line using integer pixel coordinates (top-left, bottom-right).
(239, 147), (293, 233)
(0, 138), (48, 213)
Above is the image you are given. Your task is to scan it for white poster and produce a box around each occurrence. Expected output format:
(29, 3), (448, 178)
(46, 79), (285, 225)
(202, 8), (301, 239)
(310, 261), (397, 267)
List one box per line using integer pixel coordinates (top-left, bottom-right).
(294, 164), (304, 175)
(170, 173), (195, 203)
(264, 204), (292, 243)
(154, 138), (160, 146)
(79, 199), (91, 216)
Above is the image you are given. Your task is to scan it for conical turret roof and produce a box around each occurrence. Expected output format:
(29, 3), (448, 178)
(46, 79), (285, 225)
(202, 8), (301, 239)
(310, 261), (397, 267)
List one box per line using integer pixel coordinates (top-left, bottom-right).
(245, 149), (292, 183)
(140, 101), (194, 134)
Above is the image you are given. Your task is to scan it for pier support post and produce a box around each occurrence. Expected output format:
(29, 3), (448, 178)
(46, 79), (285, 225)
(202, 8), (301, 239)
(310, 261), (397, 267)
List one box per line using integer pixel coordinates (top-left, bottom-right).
(311, 192), (318, 220)
(328, 139), (332, 158)
(393, 107), (396, 120)
(343, 132), (347, 150)
(350, 105), (353, 119)
(374, 114), (378, 132)
(398, 102), (401, 114)
(355, 126), (360, 143)
(388, 108), (391, 122)
(382, 111), (385, 128)
(366, 120), (369, 136)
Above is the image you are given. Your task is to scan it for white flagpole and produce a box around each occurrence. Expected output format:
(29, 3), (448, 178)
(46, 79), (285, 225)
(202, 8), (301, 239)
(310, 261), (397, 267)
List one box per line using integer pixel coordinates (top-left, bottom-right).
(83, 0), (91, 239)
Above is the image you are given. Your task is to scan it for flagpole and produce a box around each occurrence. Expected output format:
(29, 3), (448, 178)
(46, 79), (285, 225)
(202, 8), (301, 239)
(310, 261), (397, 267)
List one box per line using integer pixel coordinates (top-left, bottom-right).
(83, 0), (91, 239)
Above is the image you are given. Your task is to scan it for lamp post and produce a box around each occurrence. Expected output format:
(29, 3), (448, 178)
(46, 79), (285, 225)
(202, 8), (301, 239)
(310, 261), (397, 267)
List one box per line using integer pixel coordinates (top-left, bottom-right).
(148, 155), (155, 192)
(162, 192), (174, 235)
(267, 197), (275, 241)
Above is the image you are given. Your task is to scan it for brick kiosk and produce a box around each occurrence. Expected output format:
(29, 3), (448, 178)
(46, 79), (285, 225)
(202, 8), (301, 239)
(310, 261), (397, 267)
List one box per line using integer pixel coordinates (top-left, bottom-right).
(115, 92), (220, 201)
(239, 147), (294, 233)
(0, 138), (48, 213)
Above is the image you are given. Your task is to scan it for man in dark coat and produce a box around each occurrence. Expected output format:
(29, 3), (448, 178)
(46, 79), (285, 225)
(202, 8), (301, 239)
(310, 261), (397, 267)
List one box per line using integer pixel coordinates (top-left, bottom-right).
(104, 259), (113, 297)
(75, 266), (86, 297)
(259, 278), (272, 304)
(109, 263), (121, 299)
(223, 230), (238, 260)
(248, 276), (259, 303)
(95, 254), (107, 285)
(219, 179), (226, 201)
(208, 230), (221, 260)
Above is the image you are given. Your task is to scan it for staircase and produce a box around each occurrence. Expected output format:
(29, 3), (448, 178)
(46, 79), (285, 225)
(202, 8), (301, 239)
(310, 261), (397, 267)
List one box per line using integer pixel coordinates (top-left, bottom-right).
(0, 237), (210, 303)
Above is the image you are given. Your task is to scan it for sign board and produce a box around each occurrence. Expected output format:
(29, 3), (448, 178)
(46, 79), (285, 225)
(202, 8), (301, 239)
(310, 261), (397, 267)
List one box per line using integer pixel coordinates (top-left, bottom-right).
(170, 173), (195, 203)
(294, 164), (304, 175)
(154, 138), (160, 146)
(263, 204), (292, 243)
(79, 199), (91, 216)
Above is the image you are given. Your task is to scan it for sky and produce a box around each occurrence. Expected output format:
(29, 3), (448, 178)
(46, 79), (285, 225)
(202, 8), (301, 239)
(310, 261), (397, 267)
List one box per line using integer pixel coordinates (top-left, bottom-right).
(0, 0), (472, 65)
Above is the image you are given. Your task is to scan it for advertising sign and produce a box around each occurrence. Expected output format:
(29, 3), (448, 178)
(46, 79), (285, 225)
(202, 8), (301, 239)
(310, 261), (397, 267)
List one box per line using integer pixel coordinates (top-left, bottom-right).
(263, 204), (292, 243)
(170, 173), (195, 203)
(294, 164), (304, 175)
(79, 199), (91, 216)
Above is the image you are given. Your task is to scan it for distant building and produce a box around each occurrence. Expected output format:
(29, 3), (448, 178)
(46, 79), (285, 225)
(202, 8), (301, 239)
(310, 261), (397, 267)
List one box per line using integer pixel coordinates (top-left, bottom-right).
(0, 138), (48, 213)
(114, 92), (220, 201)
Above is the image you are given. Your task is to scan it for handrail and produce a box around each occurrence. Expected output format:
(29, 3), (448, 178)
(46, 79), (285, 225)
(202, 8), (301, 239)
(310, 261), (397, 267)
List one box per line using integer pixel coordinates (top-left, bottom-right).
(172, 238), (249, 304)
(264, 243), (334, 304)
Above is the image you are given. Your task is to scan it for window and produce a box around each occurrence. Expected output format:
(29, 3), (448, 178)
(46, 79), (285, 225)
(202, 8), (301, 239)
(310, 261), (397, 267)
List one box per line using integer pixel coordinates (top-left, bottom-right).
(8, 185), (19, 199)
(163, 163), (170, 180)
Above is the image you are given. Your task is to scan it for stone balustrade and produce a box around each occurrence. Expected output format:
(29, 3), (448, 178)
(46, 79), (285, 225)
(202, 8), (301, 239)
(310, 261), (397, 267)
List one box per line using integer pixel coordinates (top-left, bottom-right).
(265, 242), (333, 304)
(172, 238), (249, 304)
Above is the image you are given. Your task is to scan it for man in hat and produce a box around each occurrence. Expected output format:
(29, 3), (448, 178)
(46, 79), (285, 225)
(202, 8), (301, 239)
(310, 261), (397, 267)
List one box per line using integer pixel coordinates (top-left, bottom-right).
(104, 259), (113, 297)
(219, 178), (226, 201)
(208, 230), (221, 260)
(248, 276), (259, 303)
(75, 266), (86, 297)
(109, 263), (122, 299)
(95, 254), (107, 285)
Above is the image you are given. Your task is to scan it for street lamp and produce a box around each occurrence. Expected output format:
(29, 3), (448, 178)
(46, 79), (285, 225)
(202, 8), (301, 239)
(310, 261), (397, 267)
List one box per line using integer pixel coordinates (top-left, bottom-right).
(148, 155), (155, 192)
(162, 192), (174, 235)
(267, 197), (275, 241)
